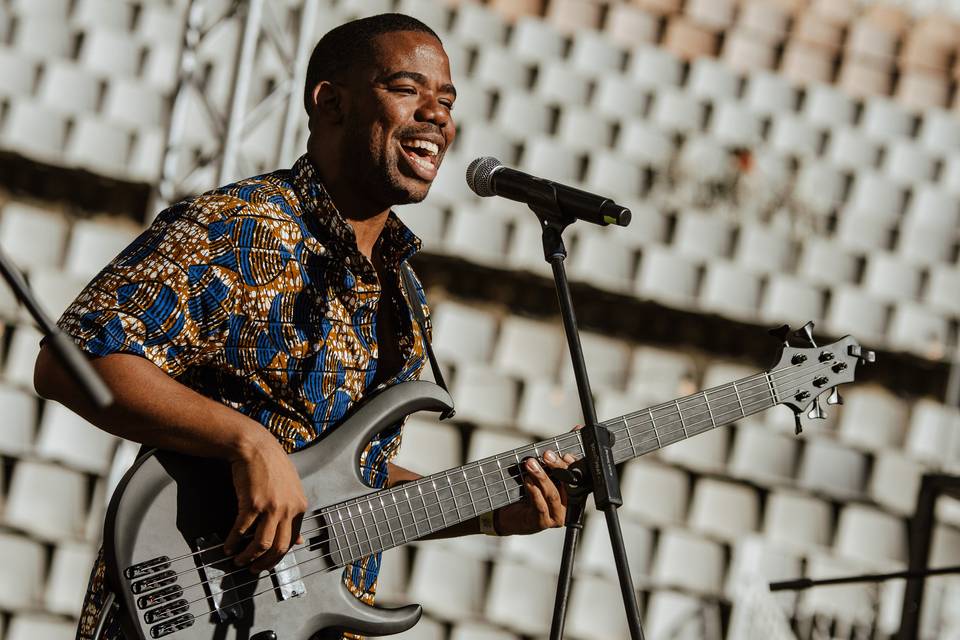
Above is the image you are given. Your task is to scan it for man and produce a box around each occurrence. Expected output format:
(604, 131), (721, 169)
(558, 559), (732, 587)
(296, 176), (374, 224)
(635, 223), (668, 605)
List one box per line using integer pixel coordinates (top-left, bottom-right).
(33, 13), (575, 640)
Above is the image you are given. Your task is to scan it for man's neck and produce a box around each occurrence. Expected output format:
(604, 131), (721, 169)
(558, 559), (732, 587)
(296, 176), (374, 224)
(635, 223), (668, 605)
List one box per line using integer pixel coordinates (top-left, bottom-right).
(346, 212), (390, 261)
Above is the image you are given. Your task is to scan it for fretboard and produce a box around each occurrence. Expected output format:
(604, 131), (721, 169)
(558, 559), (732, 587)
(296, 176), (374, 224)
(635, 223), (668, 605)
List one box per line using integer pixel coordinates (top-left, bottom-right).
(321, 371), (779, 566)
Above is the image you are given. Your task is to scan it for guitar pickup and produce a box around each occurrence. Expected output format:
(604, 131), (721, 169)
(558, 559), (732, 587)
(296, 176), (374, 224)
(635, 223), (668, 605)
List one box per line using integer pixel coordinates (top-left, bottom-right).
(194, 535), (244, 623)
(270, 551), (306, 601)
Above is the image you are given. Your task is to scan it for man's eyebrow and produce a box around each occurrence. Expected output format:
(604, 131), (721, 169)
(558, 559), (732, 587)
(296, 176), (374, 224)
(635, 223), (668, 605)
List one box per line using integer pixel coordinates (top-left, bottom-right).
(378, 70), (457, 98)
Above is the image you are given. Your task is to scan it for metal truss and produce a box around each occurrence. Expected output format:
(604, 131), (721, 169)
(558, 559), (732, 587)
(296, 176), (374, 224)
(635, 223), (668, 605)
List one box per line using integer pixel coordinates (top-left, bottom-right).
(157, 0), (320, 208)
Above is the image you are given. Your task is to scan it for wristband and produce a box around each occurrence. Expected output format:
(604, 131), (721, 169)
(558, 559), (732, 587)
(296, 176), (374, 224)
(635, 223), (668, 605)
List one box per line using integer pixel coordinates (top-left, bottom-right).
(479, 510), (499, 536)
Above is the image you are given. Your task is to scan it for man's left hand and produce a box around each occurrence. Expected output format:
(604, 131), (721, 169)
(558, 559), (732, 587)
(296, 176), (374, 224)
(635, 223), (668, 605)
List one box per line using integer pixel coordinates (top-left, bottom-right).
(494, 449), (578, 535)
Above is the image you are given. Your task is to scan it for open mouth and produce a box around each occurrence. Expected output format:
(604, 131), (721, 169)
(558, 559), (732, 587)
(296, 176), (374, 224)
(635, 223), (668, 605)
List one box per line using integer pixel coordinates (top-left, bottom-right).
(399, 138), (441, 181)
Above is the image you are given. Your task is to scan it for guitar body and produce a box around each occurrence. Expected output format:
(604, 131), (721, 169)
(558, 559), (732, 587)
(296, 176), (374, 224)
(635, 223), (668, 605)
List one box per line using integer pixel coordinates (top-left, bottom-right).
(104, 381), (454, 640)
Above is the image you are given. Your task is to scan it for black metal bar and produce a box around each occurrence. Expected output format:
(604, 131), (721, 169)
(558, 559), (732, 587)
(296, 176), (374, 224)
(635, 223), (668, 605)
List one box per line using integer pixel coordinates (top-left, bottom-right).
(771, 565), (960, 591)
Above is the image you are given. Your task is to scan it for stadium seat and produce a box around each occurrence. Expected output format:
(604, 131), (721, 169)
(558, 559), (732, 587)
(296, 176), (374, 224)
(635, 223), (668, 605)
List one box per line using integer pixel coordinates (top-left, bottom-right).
(896, 70), (950, 110)
(658, 421), (729, 473)
(491, 93), (551, 140)
(649, 88), (706, 133)
(615, 120), (675, 170)
(65, 115), (133, 177)
(698, 260), (761, 321)
(545, 0), (603, 34)
(863, 253), (921, 303)
(662, 16), (718, 60)
(465, 429), (534, 463)
(35, 396), (119, 474)
(508, 16), (565, 63)
(802, 84), (857, 128)
(577, 511), (653, 582)
(799, 554), (876, 627)
(687, 477), (760, 541)
(449, 362), (518, 430)
(566, 574), (633, 639)
(44, 541), (96, 616)
(0, 99), (69, 162)
(566, 229), (635, 293)
(896, 217), (955, 268)
(725, 535), (802, 608)
(628, 346), (695, 401)
(534, 61), (591, 107)
(769, 114), (822, 158)
(136, 3), (186, 45)
(582, 150), (643, 200)
(763, 490), (833, 550)
(925, 265), (960, 317)
(569, 30), (625, 74)
(735, 223), (793, 274)
(738, 0), (790, 41)
(64, 219), (140, 278)
(860, 97), (915, 141)
(672, 209), (734, 260)
(445, 205), (511, 266)
(687, 57), (740, 101)
(743, 70), (797, 115)
(620, 459), (689, 525)
(592, 75), (649, 120)
(847, 170), (904, 224)
(0, 384), (36, 456)
(72, 0), (135, 31)
(4, 325), (44, 389)
(79, 28), (142, 76)
(906, 185), (959, 229)
(791, 10), (844, 50)
(868, 451), (924, 516)
(906, 399), (959, 466)
(760, 274), (824, 325)
(709, 102), (763, 146)
(882, 141), (936, 185)
(603, 3), (659, 48)
(0, 531), (46, 610)
(887, 303), (949, 357)
(721, 28), (777, 72)
(792, 161), (846, 218)
(0, 201), (70, 272)
(37, 60), (102, 116)
(628, 45), (684, 88)
(4, 459), (87, 541)
(825, 127), (880, 170)
(835, 504), (907, 567)
(651, 528), (725, 594)
(104, 78), (169, 129)
(556, 107), (613, 152)
(376, 546), (410, 604)
(846, 19), (897, 65)
(835, 209), (893, 253)
(5, 615), (75, 640)
(430, 301), (498, 365)
(635, 246), (700, 308)
(505, 219), (554, 278)
(516, 381), (583, 437)
(796, 437), (868, 499)
(391, 417), (461, 476)
(685, 0), (735, 31)
(12, 18), (76, 59)
(780, 41), (834, 86)
(727, 423), (798, 485)
(472, 46), (531, 91)
(493, 316), (563, 381)
(485, 561), (556, 636)
(408, 546), (486, 621)
(390, 615), (444, 640)
(837, 385), (909, 451)
(918, 108), (960, 154)
(10, 0), (70, 18)
(451, 3), (508, 46)
(449, 623), (515, 640)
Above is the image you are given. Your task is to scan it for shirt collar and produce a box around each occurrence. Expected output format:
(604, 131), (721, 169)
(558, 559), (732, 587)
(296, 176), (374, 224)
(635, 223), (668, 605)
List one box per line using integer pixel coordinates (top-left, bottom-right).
(291, 154), (422, 275)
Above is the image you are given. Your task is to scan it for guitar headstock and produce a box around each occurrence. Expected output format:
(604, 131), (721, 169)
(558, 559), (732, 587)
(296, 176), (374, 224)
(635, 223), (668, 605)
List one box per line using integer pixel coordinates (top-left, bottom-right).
(767, 322), (876, 434)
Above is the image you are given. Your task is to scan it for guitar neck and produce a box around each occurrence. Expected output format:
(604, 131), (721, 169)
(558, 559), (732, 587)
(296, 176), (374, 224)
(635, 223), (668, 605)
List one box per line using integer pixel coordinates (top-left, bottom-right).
(322, 371), (779, 565)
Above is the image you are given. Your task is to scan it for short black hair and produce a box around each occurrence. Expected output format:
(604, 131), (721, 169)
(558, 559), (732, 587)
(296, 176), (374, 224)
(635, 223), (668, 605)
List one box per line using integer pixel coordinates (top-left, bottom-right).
(303, 13), (442, 114)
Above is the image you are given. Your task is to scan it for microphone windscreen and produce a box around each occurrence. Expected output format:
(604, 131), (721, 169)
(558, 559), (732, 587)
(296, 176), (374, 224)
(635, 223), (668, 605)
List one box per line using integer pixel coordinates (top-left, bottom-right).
(465, 156), (502, 197)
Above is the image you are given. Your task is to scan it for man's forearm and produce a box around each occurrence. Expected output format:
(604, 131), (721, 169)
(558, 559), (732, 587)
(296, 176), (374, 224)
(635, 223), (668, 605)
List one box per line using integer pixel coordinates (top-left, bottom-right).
(34, 347), (269, 461)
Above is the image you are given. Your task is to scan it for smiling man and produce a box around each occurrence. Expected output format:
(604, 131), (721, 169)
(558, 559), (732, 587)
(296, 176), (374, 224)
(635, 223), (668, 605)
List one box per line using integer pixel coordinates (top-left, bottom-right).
(34, 13), (574, 640)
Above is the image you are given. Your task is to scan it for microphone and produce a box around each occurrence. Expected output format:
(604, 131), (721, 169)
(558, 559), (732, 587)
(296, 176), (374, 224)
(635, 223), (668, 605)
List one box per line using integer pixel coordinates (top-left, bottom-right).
(465, 157), (631, 227)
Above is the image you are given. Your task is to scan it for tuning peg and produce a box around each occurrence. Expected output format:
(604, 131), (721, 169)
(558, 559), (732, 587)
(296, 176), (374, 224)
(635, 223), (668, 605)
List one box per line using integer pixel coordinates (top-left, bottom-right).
(792, 410), (803, 435)
(768, 324), (791, 346)
(827, 387), (843, 405)
(847, 345), (877, 365)
(806, 397), (826, 420)
(790, 321), (817, 348)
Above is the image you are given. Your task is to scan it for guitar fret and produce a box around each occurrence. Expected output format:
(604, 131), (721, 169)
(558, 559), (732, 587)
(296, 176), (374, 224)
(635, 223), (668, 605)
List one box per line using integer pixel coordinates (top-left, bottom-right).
(481, 462), (495, 512)
(403, 486), (422, 538)
(621, 416), (635, 455)
(674, 400), (688, 438)
(732, 381), (745, 418)
(378, 494), (397, 548)
(649, 408), (661, 449)
(446, 474), (461, 521)
(764, 372), (779, 404)
(703, 391), (716, 429)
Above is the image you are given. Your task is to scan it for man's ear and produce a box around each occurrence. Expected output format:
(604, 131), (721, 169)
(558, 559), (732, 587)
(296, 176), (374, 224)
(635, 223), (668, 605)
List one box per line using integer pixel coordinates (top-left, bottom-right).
(310, 80), (344, 125)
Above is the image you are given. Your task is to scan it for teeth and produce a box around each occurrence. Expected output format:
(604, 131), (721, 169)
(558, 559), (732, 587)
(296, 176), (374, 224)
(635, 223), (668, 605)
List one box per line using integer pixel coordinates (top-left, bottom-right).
(403, 139), (439, 156)
(409, 154), (434, 172)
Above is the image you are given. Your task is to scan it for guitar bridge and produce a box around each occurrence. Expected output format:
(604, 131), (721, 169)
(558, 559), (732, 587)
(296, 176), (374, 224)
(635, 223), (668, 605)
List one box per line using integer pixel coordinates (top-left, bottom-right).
(195, 534), (245, 623)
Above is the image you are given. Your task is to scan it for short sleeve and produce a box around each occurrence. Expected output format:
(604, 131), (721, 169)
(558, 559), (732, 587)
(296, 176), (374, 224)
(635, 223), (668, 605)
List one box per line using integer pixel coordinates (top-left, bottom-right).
(57, 202), (240, 378)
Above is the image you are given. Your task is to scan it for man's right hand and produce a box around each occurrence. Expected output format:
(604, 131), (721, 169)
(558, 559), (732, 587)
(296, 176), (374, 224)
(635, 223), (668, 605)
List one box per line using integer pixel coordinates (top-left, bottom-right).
(223, 431), (308, 574)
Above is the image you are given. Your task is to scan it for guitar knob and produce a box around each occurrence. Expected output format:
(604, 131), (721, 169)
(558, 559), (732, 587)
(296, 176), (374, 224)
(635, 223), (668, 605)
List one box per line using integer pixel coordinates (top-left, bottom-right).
(827, 387), (843, 405)
(806, 398), (826, 420)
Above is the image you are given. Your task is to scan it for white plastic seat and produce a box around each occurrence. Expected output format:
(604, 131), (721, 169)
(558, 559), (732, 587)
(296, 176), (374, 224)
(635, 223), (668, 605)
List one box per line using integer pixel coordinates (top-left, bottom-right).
(449, 623), (514, 640)
(0, 532), (46, 610)
(672, 209), (734, 260)
(763, 490), (833, 551)
(925, 266), (960, 317)
(897, 215), (955, 267)
(451, 126), (512, 168)
(882, 141), (936, 185)
(582, 150), (642, 200)
(516, 381), (582, 437)
(492, 93), (551, 140)
(727, 423), (798, 485)
(569, 30), (624, 74)
(698, 261), (760, 321)
(780, 41), (834, 86)
(10, 0), (70, 18)
(675, 136), (731, 189)
(628, 346), (695, 402)
(896, 70), (950, 110)
(466, 429), (533, 463)
(471, 46), (530, 91)
(764, 275), (821, 324)
(721, 28), (777, 72)
(430, 301), (497, 365)
(45, 541), (96, 616)
(835, 504), (907, 567)
(734, 223), (793, 274)
(557, 329), (631, 392)
(534, 61), (590, 107)
(646, 590), (710, 640)
(0, 47), (39, 98)
(0, 201), (69, 272)
(738, 0), (789, 39)
(505, 220), (553, 278)
(136, 3), (186, 45)
(686, 57), (740, 100)
(4, 459), (86, 541)
(6, 615), (75, 640)
(445, 205), (510, 266)
(567, 230), (634, 293)
(860, 97), (915, 142)
(709, 102), (762, 146)
(37, 60), (102, 115)
(685, 0), (735, 30)
(449, 363), (518, 430)
(797, 437), (868, 499)
(142, 41), (180, 92)
(792, 161), (846, 218)
(888, 303), (949, 357)
(35, 401), (119, 474)
(395, 202), (444, 249)
(604, 3), (659, 48)
(493, 316), (564, 381)
(616, 201), (669, 248)
(408, 546), (486, 621)
(391, 417), (461, 476)
(376, 546), (410, 605)
(868, 451), (924, 516)
(556, 107), (613, 153)
(104, 79), (169, 129)
(508, 16), (565, 63)
(12, 18), (76, 58)
(621, 459), (689, 525)
(72, 0), (134, 31)
(743, 70), (796, 115)
(687, 478), (759, 541)
(566, 575), (632, 640)
(0, 384), (36, 456)
(769, 114), (821, 158)
(907, 186), (959, 230)
(4, 325), (43, 389)
(592, 75), (648, 120)
(837, 385), (909, 451)
(0, 99), (69, 161)
(390, 616), (444, 640)
(826, 127), (880, 170)
(64, 219), (139, 278)
(484, 561), (555, 636)
(725, 535), (801, 609)
(906, 399), (960, 466)
(799, 554), (876, 626)
(802, 83), (857, 129)
(545, 0), (603, 33)
(863, 253), (921, 303)
(65, 115), (133, 177)
(651, 529), (725, 594)
(918, 108), (960, 155)
(635, 247), (700, 308)
(650, 89), (705, 133)
(79, 28), (142, 76)
(615, 120), (675, 170)
(576, 511), (653, 582)
(628, 45), (683, 88)
(658, 422), (729, 473)
(450, 3), (507, 46)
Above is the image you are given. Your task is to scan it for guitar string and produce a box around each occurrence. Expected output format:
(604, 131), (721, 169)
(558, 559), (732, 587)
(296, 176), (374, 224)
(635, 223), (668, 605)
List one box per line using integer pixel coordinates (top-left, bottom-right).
(139, 358), (832, 591)
(146, 361), (836, 615)
(143, 362), (802, 580)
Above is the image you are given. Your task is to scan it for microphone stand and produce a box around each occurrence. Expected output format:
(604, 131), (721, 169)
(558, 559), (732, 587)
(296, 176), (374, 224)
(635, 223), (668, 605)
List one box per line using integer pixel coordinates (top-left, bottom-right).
(0, 248), (113, 408)
(529, 207), (645, 640)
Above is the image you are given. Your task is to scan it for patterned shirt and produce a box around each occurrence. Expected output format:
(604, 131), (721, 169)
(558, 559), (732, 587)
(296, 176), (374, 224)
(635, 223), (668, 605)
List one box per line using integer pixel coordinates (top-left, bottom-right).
(59, 154), (430, 640)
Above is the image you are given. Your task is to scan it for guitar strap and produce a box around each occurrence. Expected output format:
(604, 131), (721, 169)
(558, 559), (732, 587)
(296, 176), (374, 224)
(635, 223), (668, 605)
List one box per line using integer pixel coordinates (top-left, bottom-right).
(400, 261), (455, 420)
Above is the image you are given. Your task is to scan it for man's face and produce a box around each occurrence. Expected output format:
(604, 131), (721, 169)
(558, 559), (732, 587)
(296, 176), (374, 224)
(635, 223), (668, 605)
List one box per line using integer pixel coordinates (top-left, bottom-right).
(340, 31), (456, 207)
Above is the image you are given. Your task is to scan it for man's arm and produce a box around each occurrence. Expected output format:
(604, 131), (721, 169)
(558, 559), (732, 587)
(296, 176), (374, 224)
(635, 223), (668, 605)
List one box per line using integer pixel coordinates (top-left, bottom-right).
(387, 449), (576, 539)
(34, 348), (307, 574)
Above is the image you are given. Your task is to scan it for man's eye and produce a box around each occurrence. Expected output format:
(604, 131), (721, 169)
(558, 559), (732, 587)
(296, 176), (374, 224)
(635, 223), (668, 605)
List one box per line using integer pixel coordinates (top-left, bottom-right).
(441, 100), (454, 110)
(392, 86), (417, 94)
